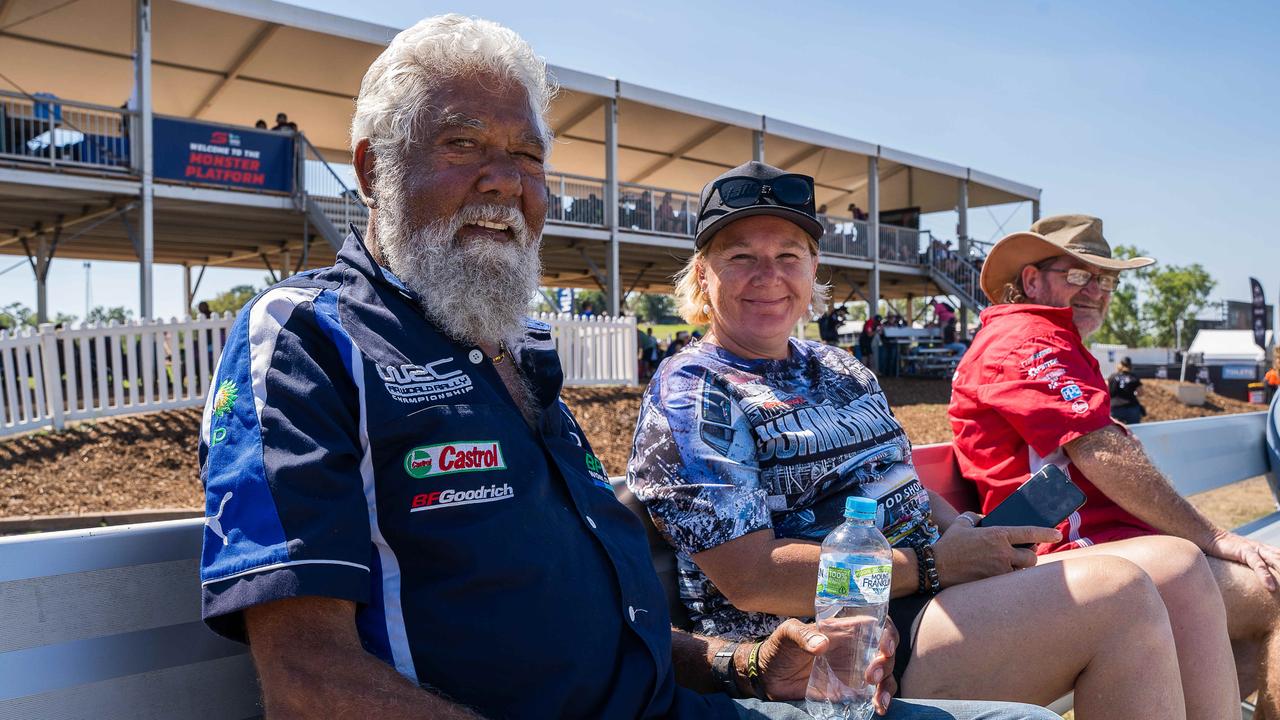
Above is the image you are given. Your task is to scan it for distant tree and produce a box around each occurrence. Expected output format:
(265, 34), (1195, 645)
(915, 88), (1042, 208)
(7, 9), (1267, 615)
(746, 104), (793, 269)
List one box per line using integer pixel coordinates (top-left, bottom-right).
(0, 302), (35, 330)
(1144, 262), (1215, 349)
(0, 303), (72, 329)
(85, 305), (133, 326)
(574, 289), (606, 316)
(1091, 245), (1215, 348)
(1094, 245), (1147, 347)
(201, 285), (259, 316)
(630, 293), (676, 323)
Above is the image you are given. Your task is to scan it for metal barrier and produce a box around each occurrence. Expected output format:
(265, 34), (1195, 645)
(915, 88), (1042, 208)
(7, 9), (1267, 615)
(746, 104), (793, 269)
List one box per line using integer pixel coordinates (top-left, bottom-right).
(547, 172), (607, 226)
(879, 224), (927, 265)
(0, 313), (637, 439)
(0, 90), (132, 171)
(296, 133), (367, 231)
(617, 182), (700, 235)
(926, 242), (985, 307)
(817, 215), (869, 258)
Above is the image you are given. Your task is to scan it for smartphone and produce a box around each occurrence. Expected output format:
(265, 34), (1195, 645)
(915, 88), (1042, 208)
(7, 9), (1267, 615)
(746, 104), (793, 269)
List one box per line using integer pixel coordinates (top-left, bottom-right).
(976, 465), (1086, 546)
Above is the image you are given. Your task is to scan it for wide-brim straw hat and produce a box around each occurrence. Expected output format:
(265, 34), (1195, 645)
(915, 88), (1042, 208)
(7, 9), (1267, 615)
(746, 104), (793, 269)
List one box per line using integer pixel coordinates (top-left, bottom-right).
(980, 214), (1156, 304)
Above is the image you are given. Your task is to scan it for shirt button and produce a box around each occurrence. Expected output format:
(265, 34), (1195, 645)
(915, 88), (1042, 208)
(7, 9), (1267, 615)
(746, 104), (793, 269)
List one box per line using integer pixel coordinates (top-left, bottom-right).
(585, 515), (597, 529)
(468, 349), (483, 364)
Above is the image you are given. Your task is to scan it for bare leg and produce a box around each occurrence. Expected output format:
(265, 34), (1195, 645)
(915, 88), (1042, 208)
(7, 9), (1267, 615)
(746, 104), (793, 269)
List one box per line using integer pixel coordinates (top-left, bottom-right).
(1044, 535), (1239, 720)
(901, 555), (1185, 720)
(1208, 556), (1280, 717)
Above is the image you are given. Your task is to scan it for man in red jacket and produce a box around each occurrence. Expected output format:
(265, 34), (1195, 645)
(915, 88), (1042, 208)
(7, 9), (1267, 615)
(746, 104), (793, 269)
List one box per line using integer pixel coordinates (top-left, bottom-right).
(949, 214), (1280, 717)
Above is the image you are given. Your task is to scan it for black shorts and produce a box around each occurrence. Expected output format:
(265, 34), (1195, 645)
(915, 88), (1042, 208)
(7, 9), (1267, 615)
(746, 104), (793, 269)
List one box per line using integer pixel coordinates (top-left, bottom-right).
(886, 592), (934, 691)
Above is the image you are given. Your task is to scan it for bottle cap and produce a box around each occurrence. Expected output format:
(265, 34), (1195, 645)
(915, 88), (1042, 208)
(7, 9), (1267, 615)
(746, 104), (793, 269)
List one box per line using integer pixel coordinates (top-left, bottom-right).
(844, 496), (877, 520)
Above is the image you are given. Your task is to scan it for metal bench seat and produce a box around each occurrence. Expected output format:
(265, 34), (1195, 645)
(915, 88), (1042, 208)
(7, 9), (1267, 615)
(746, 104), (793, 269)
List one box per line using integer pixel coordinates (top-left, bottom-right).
(0, 413), (1273, 718)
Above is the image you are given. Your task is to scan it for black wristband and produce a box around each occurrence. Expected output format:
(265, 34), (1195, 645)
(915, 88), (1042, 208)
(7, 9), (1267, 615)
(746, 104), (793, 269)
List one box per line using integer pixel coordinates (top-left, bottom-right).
(711, 642), (742, 697)
(917, 544), (941, 595)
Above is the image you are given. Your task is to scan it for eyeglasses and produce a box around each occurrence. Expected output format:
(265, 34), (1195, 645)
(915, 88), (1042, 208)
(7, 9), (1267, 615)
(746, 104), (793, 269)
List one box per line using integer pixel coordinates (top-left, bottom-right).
(1042, 267), (1119, 292)
(712, 174), (813, 209)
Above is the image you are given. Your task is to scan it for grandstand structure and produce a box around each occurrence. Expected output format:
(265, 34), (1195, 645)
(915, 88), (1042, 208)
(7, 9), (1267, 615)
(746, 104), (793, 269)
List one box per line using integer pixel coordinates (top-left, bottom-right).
(0, 0), (1041, 330)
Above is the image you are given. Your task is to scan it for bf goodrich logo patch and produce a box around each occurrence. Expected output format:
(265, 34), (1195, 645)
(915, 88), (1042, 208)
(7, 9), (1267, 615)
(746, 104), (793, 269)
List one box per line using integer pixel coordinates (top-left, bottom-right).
(377, 357), (473, 404)
(404, 442), (506, 478)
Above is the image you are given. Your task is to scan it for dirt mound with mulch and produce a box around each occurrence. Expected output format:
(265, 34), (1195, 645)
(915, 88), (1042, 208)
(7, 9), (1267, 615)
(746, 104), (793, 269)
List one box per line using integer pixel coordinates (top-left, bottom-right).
(0, 378), (1266, 519)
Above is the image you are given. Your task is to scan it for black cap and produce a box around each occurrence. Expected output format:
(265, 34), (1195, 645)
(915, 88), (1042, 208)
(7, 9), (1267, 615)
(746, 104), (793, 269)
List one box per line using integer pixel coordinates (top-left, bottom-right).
(693, 161), (825, 250)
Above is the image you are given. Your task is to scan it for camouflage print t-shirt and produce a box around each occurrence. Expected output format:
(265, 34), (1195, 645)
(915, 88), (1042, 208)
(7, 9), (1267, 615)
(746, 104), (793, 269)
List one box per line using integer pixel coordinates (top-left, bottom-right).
(626, 338), (939, 640)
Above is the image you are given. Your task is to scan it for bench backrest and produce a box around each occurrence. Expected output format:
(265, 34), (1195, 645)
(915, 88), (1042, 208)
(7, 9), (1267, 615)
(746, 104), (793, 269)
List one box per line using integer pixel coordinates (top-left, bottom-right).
(0, 413), (1272, 718)
(0, 519), (261, 719)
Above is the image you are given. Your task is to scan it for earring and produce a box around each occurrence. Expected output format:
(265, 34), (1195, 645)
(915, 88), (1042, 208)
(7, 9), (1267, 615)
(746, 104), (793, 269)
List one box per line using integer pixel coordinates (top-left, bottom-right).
(364, 194), (377, 208)
(702, 303), (712, 317)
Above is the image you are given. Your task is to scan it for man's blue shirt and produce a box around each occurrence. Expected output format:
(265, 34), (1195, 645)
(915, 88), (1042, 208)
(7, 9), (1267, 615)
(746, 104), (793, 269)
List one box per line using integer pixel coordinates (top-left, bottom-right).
(198, 232), (735, 719)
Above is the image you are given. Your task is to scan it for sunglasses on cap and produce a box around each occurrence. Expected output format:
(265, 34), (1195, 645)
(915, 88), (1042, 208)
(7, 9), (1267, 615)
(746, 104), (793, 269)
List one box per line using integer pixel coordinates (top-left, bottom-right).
(1041, 267), (1120, 292)
(711, 174), (814, 209)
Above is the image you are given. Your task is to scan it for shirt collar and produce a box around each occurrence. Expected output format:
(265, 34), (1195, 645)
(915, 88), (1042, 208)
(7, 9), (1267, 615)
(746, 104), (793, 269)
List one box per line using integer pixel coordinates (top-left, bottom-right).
(980, 303), (1082, 340)
(336, 225), (415, 298)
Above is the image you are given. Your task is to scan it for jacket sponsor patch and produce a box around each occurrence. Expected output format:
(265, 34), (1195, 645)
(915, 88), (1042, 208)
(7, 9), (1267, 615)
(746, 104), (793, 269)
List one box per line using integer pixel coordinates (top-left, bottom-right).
(410, 483), (515, 512)
(404, 441), (505, 478)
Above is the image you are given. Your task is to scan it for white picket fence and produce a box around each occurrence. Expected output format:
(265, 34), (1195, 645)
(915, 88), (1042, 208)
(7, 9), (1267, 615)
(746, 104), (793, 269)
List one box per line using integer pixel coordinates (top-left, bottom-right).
(536, 312), (638, 386)
(0, 313), (637, 439)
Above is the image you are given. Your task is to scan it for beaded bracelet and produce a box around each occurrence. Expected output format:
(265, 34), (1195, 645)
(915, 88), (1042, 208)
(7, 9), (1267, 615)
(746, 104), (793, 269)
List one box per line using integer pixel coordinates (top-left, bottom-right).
(917, 545), (941, 595)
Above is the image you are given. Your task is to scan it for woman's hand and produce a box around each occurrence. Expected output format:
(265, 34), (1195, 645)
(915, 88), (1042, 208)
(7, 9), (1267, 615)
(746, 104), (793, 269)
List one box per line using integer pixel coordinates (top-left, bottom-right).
(930, 513), (1061, 588)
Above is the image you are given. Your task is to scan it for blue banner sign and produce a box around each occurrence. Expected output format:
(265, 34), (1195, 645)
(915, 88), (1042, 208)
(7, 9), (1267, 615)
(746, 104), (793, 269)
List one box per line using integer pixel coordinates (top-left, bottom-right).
(1222, 365), (1258, 380)
(153, 117), (293, 193)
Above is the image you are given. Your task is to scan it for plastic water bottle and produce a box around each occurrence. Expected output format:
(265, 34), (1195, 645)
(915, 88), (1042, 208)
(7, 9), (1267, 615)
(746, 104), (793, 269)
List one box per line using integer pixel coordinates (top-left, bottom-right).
(805, 496), (892, 720)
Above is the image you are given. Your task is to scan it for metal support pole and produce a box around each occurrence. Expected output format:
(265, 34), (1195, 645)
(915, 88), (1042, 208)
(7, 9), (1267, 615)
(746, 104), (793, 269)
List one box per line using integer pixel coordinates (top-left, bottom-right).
(752, 129), (765, 163)
(136, 0), (155, 320)
(605, 95), (620, 316)
(957, 178), (970, 337)
(182, 263), (191, 316)
(35, 234), (49, 324)
(868, 155), (881, 324)
(1031, 198), (1041, 224)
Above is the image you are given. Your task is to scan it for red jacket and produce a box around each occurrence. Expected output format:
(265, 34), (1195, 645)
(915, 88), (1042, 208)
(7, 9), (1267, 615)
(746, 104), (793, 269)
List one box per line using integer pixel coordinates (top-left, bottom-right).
(948, 304), (1155, 553)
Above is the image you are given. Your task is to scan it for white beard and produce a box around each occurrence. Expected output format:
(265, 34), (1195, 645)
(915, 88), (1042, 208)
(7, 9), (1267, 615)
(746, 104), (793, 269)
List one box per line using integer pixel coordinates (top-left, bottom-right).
(377, 203), (542, 348)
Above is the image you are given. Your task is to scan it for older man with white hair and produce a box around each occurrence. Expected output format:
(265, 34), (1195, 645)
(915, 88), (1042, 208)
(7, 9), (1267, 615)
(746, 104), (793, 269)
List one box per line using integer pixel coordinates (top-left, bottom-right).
(197, 14), (1059, 720)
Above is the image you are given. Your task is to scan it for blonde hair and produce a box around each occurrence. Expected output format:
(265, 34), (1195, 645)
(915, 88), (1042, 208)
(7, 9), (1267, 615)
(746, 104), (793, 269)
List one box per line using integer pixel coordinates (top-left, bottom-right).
(672, 243), (830, 324)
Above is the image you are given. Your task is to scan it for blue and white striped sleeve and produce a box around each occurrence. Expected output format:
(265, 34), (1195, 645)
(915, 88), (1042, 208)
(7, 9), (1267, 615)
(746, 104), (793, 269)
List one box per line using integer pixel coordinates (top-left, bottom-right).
(198, 286), (370, 641)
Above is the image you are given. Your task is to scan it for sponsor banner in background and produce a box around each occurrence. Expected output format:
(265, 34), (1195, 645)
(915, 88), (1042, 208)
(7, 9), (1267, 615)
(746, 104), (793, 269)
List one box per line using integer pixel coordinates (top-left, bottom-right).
(153, 117), (294, 193)
(1222, 365), (1258, 381)
(1250, 277), (1267, 350)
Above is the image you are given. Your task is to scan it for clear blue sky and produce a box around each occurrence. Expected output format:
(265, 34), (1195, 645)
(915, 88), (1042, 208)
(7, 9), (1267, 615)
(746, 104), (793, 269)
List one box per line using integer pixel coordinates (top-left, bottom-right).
(12, 0), (1278, 330)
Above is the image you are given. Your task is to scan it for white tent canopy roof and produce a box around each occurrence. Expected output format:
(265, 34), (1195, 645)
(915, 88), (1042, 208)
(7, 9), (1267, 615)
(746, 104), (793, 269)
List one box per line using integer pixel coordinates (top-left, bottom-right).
(1188, 330), (1268, 363)
(0, 0), (1040, 214)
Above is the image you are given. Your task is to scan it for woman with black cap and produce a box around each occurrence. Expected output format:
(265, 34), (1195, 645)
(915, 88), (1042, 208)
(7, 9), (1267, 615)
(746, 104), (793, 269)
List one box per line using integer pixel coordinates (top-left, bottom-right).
(626, 161), (1186, 719)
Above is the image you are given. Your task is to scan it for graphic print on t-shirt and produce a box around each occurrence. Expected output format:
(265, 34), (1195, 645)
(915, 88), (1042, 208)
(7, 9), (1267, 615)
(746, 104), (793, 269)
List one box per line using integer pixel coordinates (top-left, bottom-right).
(628, 339), (938, 640)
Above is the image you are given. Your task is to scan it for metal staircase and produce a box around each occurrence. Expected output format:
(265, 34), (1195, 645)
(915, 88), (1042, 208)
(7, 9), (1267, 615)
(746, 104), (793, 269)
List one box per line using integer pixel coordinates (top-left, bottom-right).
(294, 133), (368, 250)
(926, 250), (989, 312)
